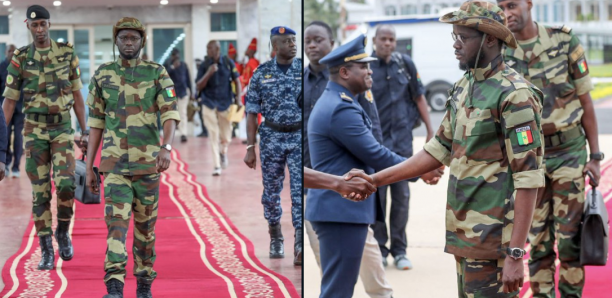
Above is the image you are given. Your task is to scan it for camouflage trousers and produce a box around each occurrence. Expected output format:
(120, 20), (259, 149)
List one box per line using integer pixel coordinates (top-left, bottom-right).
(455, 256), (519, 298)
(103, 172), (160, 283)
(24, 120), (75, 237)
(529, 136), (587, 298)
(259, 126), (302, 229)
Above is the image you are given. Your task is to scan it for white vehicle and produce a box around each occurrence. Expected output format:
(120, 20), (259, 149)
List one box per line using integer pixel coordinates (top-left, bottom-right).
(345, 12), (466, 111)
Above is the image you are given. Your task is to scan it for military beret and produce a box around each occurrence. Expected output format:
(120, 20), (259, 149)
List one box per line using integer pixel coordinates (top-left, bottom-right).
(270, 26), (296, 36)
(27, 5), (50, 20)
(319, 34), (376, 68)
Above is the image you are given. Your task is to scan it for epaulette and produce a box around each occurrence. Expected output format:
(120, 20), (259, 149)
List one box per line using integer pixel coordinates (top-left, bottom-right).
(14, 45), (29, 56)
(555, 25), (572, 34)
(340, 92), (353, 102)
(57, 42), (73, 48)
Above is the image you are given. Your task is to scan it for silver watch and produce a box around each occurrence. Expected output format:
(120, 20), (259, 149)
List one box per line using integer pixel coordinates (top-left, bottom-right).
(161, 144), (172, 151)
(506, 247), (526, 260)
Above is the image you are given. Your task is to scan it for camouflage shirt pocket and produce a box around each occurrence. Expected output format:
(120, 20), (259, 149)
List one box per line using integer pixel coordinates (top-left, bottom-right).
(465, 115), (503, 162)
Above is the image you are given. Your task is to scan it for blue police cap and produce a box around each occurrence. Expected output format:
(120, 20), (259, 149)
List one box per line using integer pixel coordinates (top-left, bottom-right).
(27, 5), (50, 20)
(319, 34), (376, 68)
(270, 26), (296, 36)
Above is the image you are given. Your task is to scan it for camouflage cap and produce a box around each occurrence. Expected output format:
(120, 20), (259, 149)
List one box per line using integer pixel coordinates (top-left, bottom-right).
(439, 1), (517, 48)
(113, 17), (147, 46)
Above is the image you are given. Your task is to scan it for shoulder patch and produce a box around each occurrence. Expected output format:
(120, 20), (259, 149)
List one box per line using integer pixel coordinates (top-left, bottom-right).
(15, 45), (29, 56)
(340, 92), (353, 102)
(58, 42), (73, 48)
(554, 25), (572, 34)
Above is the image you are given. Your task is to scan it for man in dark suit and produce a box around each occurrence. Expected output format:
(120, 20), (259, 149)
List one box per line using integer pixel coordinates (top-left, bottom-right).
(306, 34), (442, 298)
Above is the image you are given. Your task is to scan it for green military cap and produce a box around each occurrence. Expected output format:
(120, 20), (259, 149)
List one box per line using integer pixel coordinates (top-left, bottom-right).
(113, 17), (147, 46)
(439, 0), (517, 48)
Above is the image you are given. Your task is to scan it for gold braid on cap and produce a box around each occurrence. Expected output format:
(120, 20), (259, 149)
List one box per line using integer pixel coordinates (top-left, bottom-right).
(344, 52), (369, 62)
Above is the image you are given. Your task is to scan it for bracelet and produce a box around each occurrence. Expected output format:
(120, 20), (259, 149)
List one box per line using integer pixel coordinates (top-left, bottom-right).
(81, 130), (89, 136)
(246, 144), (255, 150)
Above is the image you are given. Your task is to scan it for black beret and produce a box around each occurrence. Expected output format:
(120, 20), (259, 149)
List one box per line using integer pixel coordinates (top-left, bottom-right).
(27, 5), (50, 20)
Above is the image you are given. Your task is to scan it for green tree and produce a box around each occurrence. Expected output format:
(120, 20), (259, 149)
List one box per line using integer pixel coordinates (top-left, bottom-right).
(304, 0), (341, 40)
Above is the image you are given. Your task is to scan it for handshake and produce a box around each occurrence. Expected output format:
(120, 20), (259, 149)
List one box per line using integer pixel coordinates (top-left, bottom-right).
(305, 166), (445, 203)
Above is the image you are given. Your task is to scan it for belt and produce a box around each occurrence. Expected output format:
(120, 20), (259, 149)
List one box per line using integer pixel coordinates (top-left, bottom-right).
(544, 125), (584, 148)
(26, 111), (71, 124)
(263, 121), (301, 133)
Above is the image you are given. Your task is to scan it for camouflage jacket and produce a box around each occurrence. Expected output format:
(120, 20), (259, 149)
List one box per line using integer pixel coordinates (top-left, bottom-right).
(423, 55), (545, 259)
(246, 57), (302, 125)
(3, 40), (83, 114)
(87, 57), (180, 176)
(504, 23), (593, 136)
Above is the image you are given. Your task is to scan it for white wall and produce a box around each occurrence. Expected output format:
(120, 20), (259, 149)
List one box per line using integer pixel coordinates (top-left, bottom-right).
(258, 0), (302, 62)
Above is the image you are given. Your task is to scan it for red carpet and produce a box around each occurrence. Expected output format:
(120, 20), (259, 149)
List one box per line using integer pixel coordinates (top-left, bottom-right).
(519, 159), (612, 298)
(1, 149), (299, 298)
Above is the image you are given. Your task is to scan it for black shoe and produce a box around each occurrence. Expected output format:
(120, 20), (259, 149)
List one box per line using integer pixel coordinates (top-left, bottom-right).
(37, 235), (54, 270)
(197, 132), (208, 138)
(136, 280), (153, 298)
(269, 223), (284, 258)
(103, 279), (124, 298)
(181, 135), (187, 143)
(293, 228), (302, 266)
(55, 221), (73, 261)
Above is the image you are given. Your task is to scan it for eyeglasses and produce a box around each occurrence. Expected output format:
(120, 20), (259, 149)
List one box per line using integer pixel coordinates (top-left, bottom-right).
(451, 32), (480, 45)
(118, 36), (142, 43)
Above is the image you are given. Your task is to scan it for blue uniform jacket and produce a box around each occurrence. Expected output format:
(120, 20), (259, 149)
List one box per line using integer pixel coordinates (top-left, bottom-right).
(306, 81), (405, 224)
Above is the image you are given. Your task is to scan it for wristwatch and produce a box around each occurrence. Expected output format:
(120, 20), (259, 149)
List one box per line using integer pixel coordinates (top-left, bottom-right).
(161, 144), (172, 152)
(81, 129), (90, 136)
(590, 152), (605, 161)
(506, 247), (526, 260)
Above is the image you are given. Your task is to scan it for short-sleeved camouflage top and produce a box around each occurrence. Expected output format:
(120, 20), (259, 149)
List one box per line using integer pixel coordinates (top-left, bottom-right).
(504, 23), (593, 136)
(87, 57), (180, 176)
(3, 40), (83, 114)
(423, 55), (545, 260)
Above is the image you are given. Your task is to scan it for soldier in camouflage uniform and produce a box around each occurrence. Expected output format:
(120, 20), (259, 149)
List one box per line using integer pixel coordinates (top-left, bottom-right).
(244, 26), (303, 265)
(365, 2), (546, 297)
(85, 17), (180, 298)
(498, 1), (603, 297)
(2, 5), (88, 270)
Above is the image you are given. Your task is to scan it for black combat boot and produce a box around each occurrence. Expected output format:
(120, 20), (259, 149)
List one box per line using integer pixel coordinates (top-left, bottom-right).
(55, 220), (73, 261)
(293, 228), (302, 266)
(136, 279), (153, 298)
(102, 279), (124, 298)
(37, 235), (54, 270)
(269, 223), (284, 258)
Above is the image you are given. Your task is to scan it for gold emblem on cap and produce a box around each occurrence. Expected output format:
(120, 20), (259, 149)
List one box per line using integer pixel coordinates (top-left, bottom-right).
(31, 12), (36, 18)
(279, 27), (286, 34)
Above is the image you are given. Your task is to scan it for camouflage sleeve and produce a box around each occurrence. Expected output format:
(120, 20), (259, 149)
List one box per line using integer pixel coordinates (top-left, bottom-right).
(86, 75), (106, 129)
(500, 89), (545, 189)
(2, 54), (23, 101)
(69, 50), (83, 91)
(423, 109), (452, 166)
(567, 32), (593, 96)
(156, 67), (181, 125)
(245, 69), (261, 114)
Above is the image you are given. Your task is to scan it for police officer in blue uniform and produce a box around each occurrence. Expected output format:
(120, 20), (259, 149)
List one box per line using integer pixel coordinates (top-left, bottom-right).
(306, 34), (406, 298)
(244, 26), (303, 265)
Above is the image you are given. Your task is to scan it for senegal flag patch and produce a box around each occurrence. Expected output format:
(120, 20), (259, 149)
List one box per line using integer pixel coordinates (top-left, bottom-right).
(578, 59), (588, 74)
(516, 126), (534, 146)
(76, 66), (81, 77)
(165, 87), (176, 98)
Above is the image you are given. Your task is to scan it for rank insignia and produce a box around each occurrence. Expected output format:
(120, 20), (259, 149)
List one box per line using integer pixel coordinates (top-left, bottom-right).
(340, 92), (353, 102)
(516, 125), (533, 146)
(11, 60), (20, 68)
(506, 60), (516, 67)
(365, 90), (374, 103)
(578, 58), (588, 74)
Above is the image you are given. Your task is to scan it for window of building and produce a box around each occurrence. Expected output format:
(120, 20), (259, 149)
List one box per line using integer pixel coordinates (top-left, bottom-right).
(401, 5), (417, 15)
(152, 28), (185, 64)
(0, 16), (8, 35)
(535, 5), (541, 21)
(423, 4), (431, 14)
(543, 4), (549, 22)
(554, 1), (564, 22)
(385, 5), (397, 16)
(211, 13), (237, 32)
